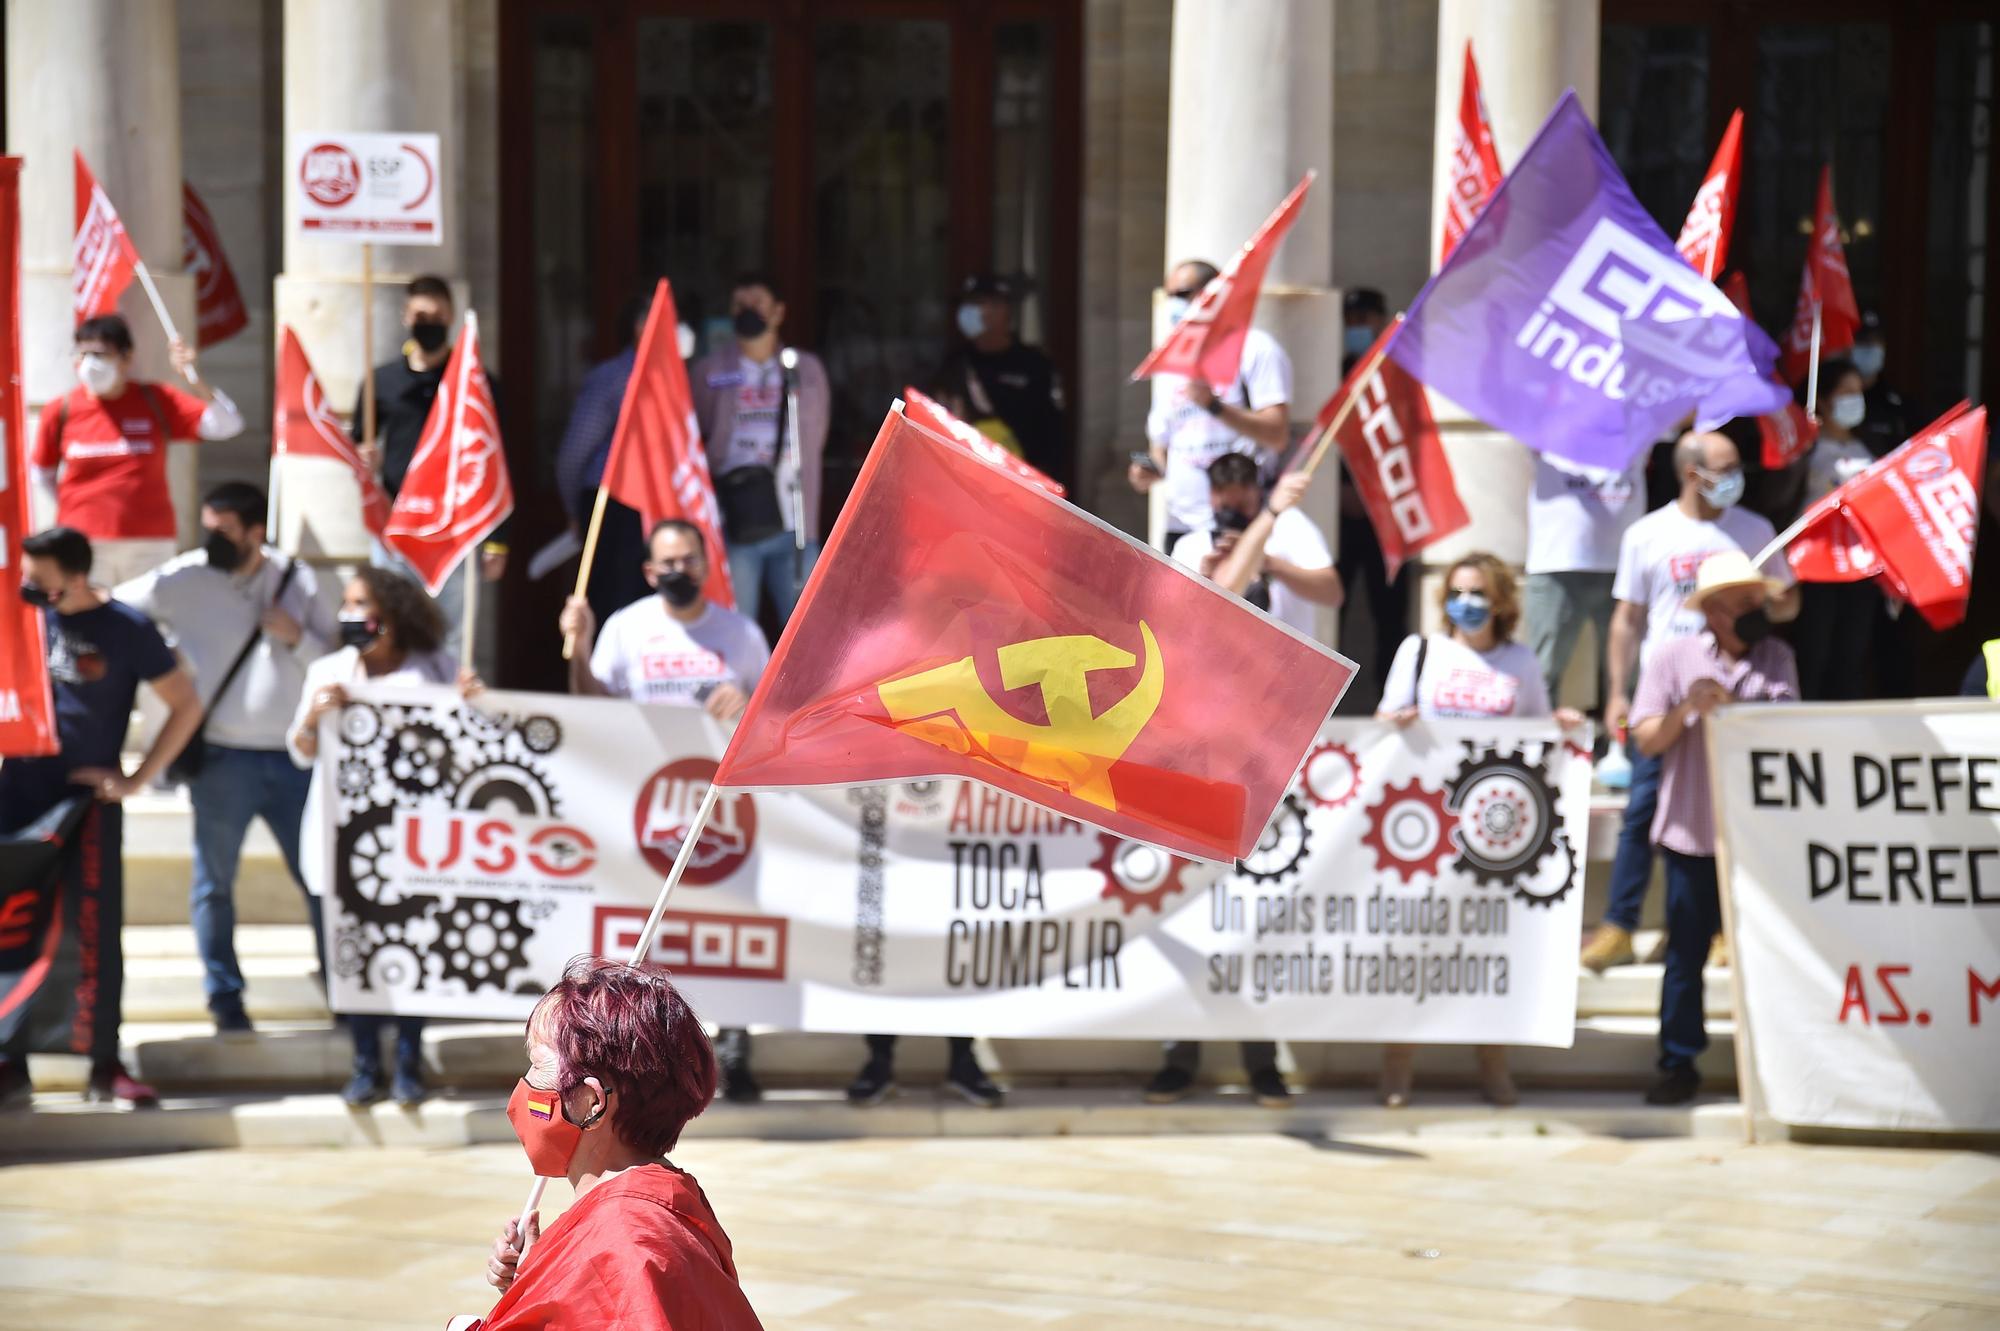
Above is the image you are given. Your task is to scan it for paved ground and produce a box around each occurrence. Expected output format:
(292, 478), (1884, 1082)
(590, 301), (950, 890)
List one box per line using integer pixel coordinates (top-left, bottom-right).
(2, 1133), (1996, 1329)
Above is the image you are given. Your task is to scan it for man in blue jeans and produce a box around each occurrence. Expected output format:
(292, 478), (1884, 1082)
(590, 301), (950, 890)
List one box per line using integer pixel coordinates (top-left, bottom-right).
(1585, 431), (1797, 971)
(118, 482), (337, 1034)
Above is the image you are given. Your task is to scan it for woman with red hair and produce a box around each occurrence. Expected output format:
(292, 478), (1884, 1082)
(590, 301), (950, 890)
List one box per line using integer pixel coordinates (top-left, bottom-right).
(460, 958), (762, 1330)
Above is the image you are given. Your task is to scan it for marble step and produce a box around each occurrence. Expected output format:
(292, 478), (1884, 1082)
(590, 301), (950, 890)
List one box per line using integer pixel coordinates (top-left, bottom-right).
(0, 1087), (1750, 1159)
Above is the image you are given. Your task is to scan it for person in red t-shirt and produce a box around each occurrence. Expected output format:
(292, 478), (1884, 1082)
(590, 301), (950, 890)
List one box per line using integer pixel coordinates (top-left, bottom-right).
(31, 314), (245, 588)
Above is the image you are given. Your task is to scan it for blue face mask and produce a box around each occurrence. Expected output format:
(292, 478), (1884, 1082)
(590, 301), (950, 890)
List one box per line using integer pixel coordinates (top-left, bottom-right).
(956, 304), (986, 339)
(1343, 325), (1373, 357)
(1697, 468), (1745, 510)
(1445, 592), (1491, 633)
(1850, 344), (1884, 379)
(1165, 296), (1191, 327)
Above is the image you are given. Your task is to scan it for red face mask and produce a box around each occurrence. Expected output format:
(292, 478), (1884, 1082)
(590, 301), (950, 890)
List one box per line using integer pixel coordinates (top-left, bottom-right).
(506, 1077), (604, 1178)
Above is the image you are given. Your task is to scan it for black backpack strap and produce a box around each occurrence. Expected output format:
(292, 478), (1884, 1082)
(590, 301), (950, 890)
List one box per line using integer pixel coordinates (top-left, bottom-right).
(201, 558), (300, 715)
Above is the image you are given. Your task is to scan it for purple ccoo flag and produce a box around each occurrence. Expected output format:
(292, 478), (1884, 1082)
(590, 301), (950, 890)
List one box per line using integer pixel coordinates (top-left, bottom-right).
(1387, 91), (1772, 471)
(1619, 313), (1793, 451)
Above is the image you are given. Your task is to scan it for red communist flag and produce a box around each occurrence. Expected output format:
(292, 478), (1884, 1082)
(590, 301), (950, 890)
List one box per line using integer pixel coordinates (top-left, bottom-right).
(714, 407), (1356, 861)
(902, 387), (1065, 497)
(1439, 41), (1504, 265)
(72, 152), (141, 324)
(1784, 403), (1986, 628)
(1131, 172), (1314, 389)
(274, 326), (391, 537)
(182, 182), (248, 348)
(1779, 165), (1862, 384)
(601, 278), (734, 609)
(383, 312), (514, 594)
(1675, 109), (1743, 280)
(1317, 319), (1466, 581)
(0, 157), (56, 757)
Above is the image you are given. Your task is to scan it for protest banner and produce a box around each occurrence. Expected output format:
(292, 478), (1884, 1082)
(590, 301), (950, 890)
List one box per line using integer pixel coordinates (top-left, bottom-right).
(319, 688), (1589, 1046)
(1709, 702), (2000, 1134)
(0, 155), (56, 760)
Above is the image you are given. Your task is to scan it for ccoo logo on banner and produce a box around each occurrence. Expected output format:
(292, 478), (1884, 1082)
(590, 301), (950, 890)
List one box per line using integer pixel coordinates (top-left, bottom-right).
(321, 687), (1588, 1046)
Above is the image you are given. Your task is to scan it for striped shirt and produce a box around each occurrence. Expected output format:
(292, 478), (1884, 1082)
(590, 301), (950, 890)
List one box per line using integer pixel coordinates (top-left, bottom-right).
(1631, 630), (1798, 856)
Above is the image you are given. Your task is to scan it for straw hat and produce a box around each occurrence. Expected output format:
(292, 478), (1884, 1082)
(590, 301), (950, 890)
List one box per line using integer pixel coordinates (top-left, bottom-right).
(1684, 550), (1786, 612)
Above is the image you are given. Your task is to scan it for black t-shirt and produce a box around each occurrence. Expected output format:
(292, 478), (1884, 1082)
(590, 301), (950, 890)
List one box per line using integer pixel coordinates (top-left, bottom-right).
(939, 341), (1067, 478)
(1859, 381), (1912, 460)
(43, 599), (178, 770)
(351, 355), (503, 501)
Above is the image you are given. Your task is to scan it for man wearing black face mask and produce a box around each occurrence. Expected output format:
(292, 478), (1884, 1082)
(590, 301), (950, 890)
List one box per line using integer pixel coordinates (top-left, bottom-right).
(688, 271), (831, 625)
(0, 527), (202, 1108)
(115, 483), (336, 1035)
(558, 519), (771, 1102)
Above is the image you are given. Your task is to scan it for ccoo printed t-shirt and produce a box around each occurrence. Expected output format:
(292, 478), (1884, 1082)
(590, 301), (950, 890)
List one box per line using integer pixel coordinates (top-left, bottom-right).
(590, 596), (770, 707)
(33, 383), (210, 540)
(1379, 634), (1552, 720)
(1611, 501), (1792, 669)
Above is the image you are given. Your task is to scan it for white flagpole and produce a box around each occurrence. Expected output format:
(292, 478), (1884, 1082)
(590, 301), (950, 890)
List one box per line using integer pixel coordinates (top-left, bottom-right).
(1804, 299), (1823, 421)
(129, 259), (197, 384)
(514, 783), (722, 1255)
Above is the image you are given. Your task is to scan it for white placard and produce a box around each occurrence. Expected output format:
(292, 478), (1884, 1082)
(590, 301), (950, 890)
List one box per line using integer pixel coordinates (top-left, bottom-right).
(291, 132), (442, 244)
(321, 687), (1590, 1045)
(1712, 702), (2000, 1132)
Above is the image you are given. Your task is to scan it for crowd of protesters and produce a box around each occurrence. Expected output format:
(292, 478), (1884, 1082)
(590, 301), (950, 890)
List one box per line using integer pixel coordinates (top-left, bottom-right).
(0, 254), (1993, 1123)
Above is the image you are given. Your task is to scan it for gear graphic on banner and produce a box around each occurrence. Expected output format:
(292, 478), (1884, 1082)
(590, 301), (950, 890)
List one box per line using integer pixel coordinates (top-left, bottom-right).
(1360, 778), (1454, 882)
(1300, 740), (1364, 810)
(1092, 832), (1201, 914)
(1236, 793), (1312, 883)
(333, 805), (438, 927)
(1445, 744), (1576, 907)
(433, 897), (534, 991)
(388, 720), (456, 797)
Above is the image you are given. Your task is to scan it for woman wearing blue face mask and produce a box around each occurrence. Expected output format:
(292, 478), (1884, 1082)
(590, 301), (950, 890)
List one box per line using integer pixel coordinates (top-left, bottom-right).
(1375, 553), (1584, 1108)
(1792, 360), (1884, 700)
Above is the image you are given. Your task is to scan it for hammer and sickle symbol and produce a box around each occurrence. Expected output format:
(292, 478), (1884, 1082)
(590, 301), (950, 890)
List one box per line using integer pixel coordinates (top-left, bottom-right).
(876, 623), (1164, 811)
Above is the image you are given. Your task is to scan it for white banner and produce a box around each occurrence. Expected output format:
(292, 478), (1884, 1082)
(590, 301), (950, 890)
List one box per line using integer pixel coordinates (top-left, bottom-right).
(1711, 702), (2000, 1132)
(321, 687), (1589, 1045)
(290, 132), (442, 243)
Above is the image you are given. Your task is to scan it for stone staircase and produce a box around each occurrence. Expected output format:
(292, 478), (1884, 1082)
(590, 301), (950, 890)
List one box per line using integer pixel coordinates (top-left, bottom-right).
(10, 788), (1739, 1154)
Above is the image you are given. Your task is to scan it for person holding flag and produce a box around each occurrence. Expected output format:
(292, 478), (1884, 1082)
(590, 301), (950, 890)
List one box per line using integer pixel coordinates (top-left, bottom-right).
(1790, 358), (1881, 700)
(31, 315), (244, 587)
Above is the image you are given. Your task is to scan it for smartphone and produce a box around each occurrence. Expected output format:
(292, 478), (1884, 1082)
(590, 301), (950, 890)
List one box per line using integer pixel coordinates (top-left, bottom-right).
(1129, 452), (1163, 475)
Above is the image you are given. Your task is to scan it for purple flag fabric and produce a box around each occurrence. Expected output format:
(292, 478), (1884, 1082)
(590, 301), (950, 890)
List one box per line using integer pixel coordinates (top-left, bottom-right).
(1619, 314), (1795, 450)
(1387, 91), (1769, 470)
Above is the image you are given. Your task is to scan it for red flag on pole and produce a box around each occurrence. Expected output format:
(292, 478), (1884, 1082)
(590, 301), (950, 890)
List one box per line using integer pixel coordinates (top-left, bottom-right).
(600, 278), (734, 609)
(902, 387), (1065, 497)
(0, 157), (57, 757)
(714, 408), (1355, 861)
(1720, 270), (1753, 316)
(1779, 165), (1861, 385)
(1758, 399), (1819, 470)
(274, 326), (391, 537)
(182, 182), (248, 348)
(1439, 41), (1504, 265)
(72, 152), (141, 324)
(1675, 109), (1744, 280)
(1130, 172), (1314, 389)
(1783, 404), (1986, 628)
(1314, 321), (1466, 581)
(383, 312), (514, 595)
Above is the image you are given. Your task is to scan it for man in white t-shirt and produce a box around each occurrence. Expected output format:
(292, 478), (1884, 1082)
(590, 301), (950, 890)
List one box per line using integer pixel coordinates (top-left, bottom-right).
(1171, 454), (1340, 642)
(558, 518), (771, 1102)
(1522, 453), (1647, 705)
(1129, 258), (1293, 540)
(1583, 430), (1800, 971)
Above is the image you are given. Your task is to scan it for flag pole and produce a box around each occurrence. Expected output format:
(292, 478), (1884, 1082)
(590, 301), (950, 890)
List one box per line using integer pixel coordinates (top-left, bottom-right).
(562, 485), (611, 661)
(1297, 318), (1401, 477)
(1750, 508), (1816, 573)
(461, 555), (480, 672)
(1804, 299), (1823, 421)
(515, 783), (721, 1254)
(130, 259), (197, 384)
(361, 244), (378, 469)
(268, 322), (284, 543)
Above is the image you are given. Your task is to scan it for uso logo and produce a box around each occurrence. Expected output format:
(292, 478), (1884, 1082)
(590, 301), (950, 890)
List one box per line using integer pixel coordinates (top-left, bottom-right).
(633, 758), (756, 883)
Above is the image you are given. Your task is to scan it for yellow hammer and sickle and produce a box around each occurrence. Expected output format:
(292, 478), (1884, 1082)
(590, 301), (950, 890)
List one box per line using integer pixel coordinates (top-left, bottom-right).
(876, 623), (1164, 810)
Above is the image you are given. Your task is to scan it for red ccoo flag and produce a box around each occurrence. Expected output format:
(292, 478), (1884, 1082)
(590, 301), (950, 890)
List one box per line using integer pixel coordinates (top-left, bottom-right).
(1675, 109), (1743, 280)
(1131, 172), (1314, 389)
(1440, 41), (1504, 265)
(1779, 165), (1861, 384)
(273, 326), (391, 537)
(902, 387), (1065, 497)
(1782, 403), (1986, 628)
(600, 278), (734, 609)
(0, 156), (57, 757)
(383, 312), (514, 595)
(72, 152), (141, 324)
(1313, 320), (1466, 581)
(183, 182), (248, 348)
(714, 407), (1355, 862)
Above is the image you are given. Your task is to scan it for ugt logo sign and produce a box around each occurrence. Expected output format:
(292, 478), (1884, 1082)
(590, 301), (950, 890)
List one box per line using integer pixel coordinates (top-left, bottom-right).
(1515, 217), (1739, 398)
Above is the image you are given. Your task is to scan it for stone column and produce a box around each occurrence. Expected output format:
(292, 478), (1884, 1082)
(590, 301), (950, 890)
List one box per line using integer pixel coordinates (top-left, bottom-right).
(1159, 0), (1341, 641)
(1419, 0), (1599, 627)
(6, 0), (200, 544)
(273, 0), (464, 559)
